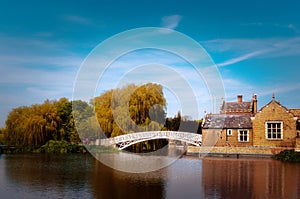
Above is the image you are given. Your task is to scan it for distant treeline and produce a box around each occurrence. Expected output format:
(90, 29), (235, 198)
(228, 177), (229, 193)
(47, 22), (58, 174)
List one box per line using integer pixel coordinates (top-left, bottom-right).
(0, 83), (201, 152)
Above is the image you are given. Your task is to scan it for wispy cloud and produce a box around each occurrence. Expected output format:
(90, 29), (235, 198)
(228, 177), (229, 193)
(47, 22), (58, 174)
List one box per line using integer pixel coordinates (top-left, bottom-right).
(241, 22), (299, 34)
(34, 32), (54, 37)
(274, 23), (300, 33)
(216, 49), (269, 67)
(161, 15), (182, 29)
(64, 15), (92, 25)
(203, 36), (300, 67)
(256, 82), (300, 97)
(287, 24), (297, 32)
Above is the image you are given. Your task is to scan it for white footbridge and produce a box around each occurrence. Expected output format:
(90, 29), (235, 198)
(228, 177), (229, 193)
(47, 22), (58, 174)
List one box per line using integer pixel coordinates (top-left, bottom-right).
(96, 131), (202, 150)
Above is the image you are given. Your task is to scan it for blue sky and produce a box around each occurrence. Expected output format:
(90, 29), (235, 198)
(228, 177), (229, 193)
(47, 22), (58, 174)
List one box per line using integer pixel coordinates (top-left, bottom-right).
(1, 0), (300, 126)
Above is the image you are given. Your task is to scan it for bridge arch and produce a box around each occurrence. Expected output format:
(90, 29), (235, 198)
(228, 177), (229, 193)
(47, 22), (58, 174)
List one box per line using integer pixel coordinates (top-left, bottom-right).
(97, 131), (202, 150)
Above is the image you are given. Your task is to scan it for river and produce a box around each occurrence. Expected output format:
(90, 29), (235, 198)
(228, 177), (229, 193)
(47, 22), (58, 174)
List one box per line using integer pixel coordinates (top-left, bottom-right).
(0, 153), (299, 199)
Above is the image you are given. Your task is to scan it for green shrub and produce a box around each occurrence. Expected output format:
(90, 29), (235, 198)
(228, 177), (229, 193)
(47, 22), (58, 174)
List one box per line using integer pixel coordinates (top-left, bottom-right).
(39, 140), (87, 154)
(272, 150), (300, 162)
(87, 145), (119, 153)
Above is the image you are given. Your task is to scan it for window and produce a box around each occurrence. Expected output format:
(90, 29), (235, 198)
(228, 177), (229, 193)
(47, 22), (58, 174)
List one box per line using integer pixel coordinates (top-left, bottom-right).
(266, 121), (283, 139)
(238, 130), (249, 142)
(227, 129), (233, 136)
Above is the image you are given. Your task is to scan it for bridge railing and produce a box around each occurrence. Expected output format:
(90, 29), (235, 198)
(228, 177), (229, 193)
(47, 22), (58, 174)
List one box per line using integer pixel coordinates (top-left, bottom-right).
(96, 131), (202, 147)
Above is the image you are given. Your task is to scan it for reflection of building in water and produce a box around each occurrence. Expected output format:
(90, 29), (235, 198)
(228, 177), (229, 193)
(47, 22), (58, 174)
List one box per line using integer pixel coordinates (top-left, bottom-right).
(202, 158), (300, 199)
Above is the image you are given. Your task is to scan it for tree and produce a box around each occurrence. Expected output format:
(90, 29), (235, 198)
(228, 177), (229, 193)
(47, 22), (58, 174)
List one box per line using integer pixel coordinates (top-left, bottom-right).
(3, 98), (86, 147)
(165, 111), (202, 134)
(94, 83), (167, 138)
(93, 83), (167, 152)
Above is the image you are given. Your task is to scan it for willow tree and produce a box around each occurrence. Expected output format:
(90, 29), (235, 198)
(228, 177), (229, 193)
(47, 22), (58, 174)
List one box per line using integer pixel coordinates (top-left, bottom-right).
(3, 98), (87, 147)
(4, 101), (60, 147)
(94, 90), (115, 138)
(93, 83), (167, 152)
(94, 83), (166, 138)
(129, 83), (166, 128)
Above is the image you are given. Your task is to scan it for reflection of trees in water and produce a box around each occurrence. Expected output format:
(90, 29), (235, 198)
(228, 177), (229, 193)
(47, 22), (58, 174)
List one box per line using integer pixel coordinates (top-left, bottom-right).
(5, 154), (299, 199)
(5, 154), (94, 195)
(91, 159), (165, 199)
(202, 158), (300, 199)
(5, 153), (166, 199)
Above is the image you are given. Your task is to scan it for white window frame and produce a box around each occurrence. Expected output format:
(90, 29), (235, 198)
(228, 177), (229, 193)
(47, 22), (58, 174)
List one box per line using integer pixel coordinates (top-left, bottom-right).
(227, 129), (233, 136)
(238, 129), (249, 142)
(265, 121), (283, 140)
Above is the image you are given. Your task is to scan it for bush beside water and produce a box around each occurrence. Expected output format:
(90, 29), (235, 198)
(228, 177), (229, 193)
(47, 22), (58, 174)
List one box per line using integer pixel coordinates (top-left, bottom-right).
(272, 150), (300, 162)
(38, 140), (87, 153)
(87, 145), (119, 153)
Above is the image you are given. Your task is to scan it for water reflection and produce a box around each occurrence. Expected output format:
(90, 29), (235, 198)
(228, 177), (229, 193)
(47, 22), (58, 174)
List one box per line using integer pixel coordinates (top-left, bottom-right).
(202, 158), (300, 199)
(2, 154), (94, 199)
(92, 160), (165, 199)
(1, 154), (300, 199)
(93, 146), (184, 173)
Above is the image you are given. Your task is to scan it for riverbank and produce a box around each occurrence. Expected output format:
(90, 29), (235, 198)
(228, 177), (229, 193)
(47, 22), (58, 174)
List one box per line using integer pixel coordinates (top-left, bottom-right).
(187, 146), (296, 158)
(0, 140), (120, 154)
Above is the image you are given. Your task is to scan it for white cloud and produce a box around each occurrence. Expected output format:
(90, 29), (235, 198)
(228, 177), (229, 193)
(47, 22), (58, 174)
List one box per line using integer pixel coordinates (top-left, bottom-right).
(216, 49), (269, 67)
(161, 15), (182, 29)
(255, 82), (300, 98)
(202, 36), (300, 67)
(64, 15), (92, 25)
(288, 24), (297, 31)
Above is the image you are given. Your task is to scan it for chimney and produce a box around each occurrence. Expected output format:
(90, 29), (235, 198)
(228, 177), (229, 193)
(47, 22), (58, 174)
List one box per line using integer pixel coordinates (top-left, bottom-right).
(253, 94), (257, 113)
(237, 95), (243, 103)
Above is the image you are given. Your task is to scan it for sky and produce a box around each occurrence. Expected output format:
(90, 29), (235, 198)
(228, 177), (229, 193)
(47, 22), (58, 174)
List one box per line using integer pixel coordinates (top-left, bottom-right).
(1, 0), (300, 127)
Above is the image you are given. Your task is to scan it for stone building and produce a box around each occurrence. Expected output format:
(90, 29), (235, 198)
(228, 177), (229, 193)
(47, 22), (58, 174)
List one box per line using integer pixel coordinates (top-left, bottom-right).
(202, 94), (300, 150)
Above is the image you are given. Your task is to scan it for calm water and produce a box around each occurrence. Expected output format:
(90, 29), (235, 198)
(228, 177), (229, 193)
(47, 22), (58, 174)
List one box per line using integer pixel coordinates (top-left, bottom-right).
(0, 153), (299, 199)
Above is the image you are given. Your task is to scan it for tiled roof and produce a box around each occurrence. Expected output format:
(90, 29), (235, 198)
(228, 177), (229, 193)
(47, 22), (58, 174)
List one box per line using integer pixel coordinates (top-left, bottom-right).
(221, 102), (253, 114)
(202, 114), (252, 129)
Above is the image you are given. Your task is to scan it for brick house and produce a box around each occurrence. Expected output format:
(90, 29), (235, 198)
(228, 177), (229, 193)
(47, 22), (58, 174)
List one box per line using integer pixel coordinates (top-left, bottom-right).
(202, 94), (300, 150)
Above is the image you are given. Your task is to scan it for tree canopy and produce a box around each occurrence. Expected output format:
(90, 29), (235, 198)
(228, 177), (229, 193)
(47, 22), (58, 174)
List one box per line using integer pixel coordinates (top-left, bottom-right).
(94, 83), (167, 138)
(4, 98), (84, 147)
(2, 83), (201, 152)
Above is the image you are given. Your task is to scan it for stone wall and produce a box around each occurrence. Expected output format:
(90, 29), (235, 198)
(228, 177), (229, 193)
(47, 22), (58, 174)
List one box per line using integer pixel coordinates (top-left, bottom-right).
(187, 146), (293, 156)
(252, 100), (297, 147)
(202, 129), (253, 147)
